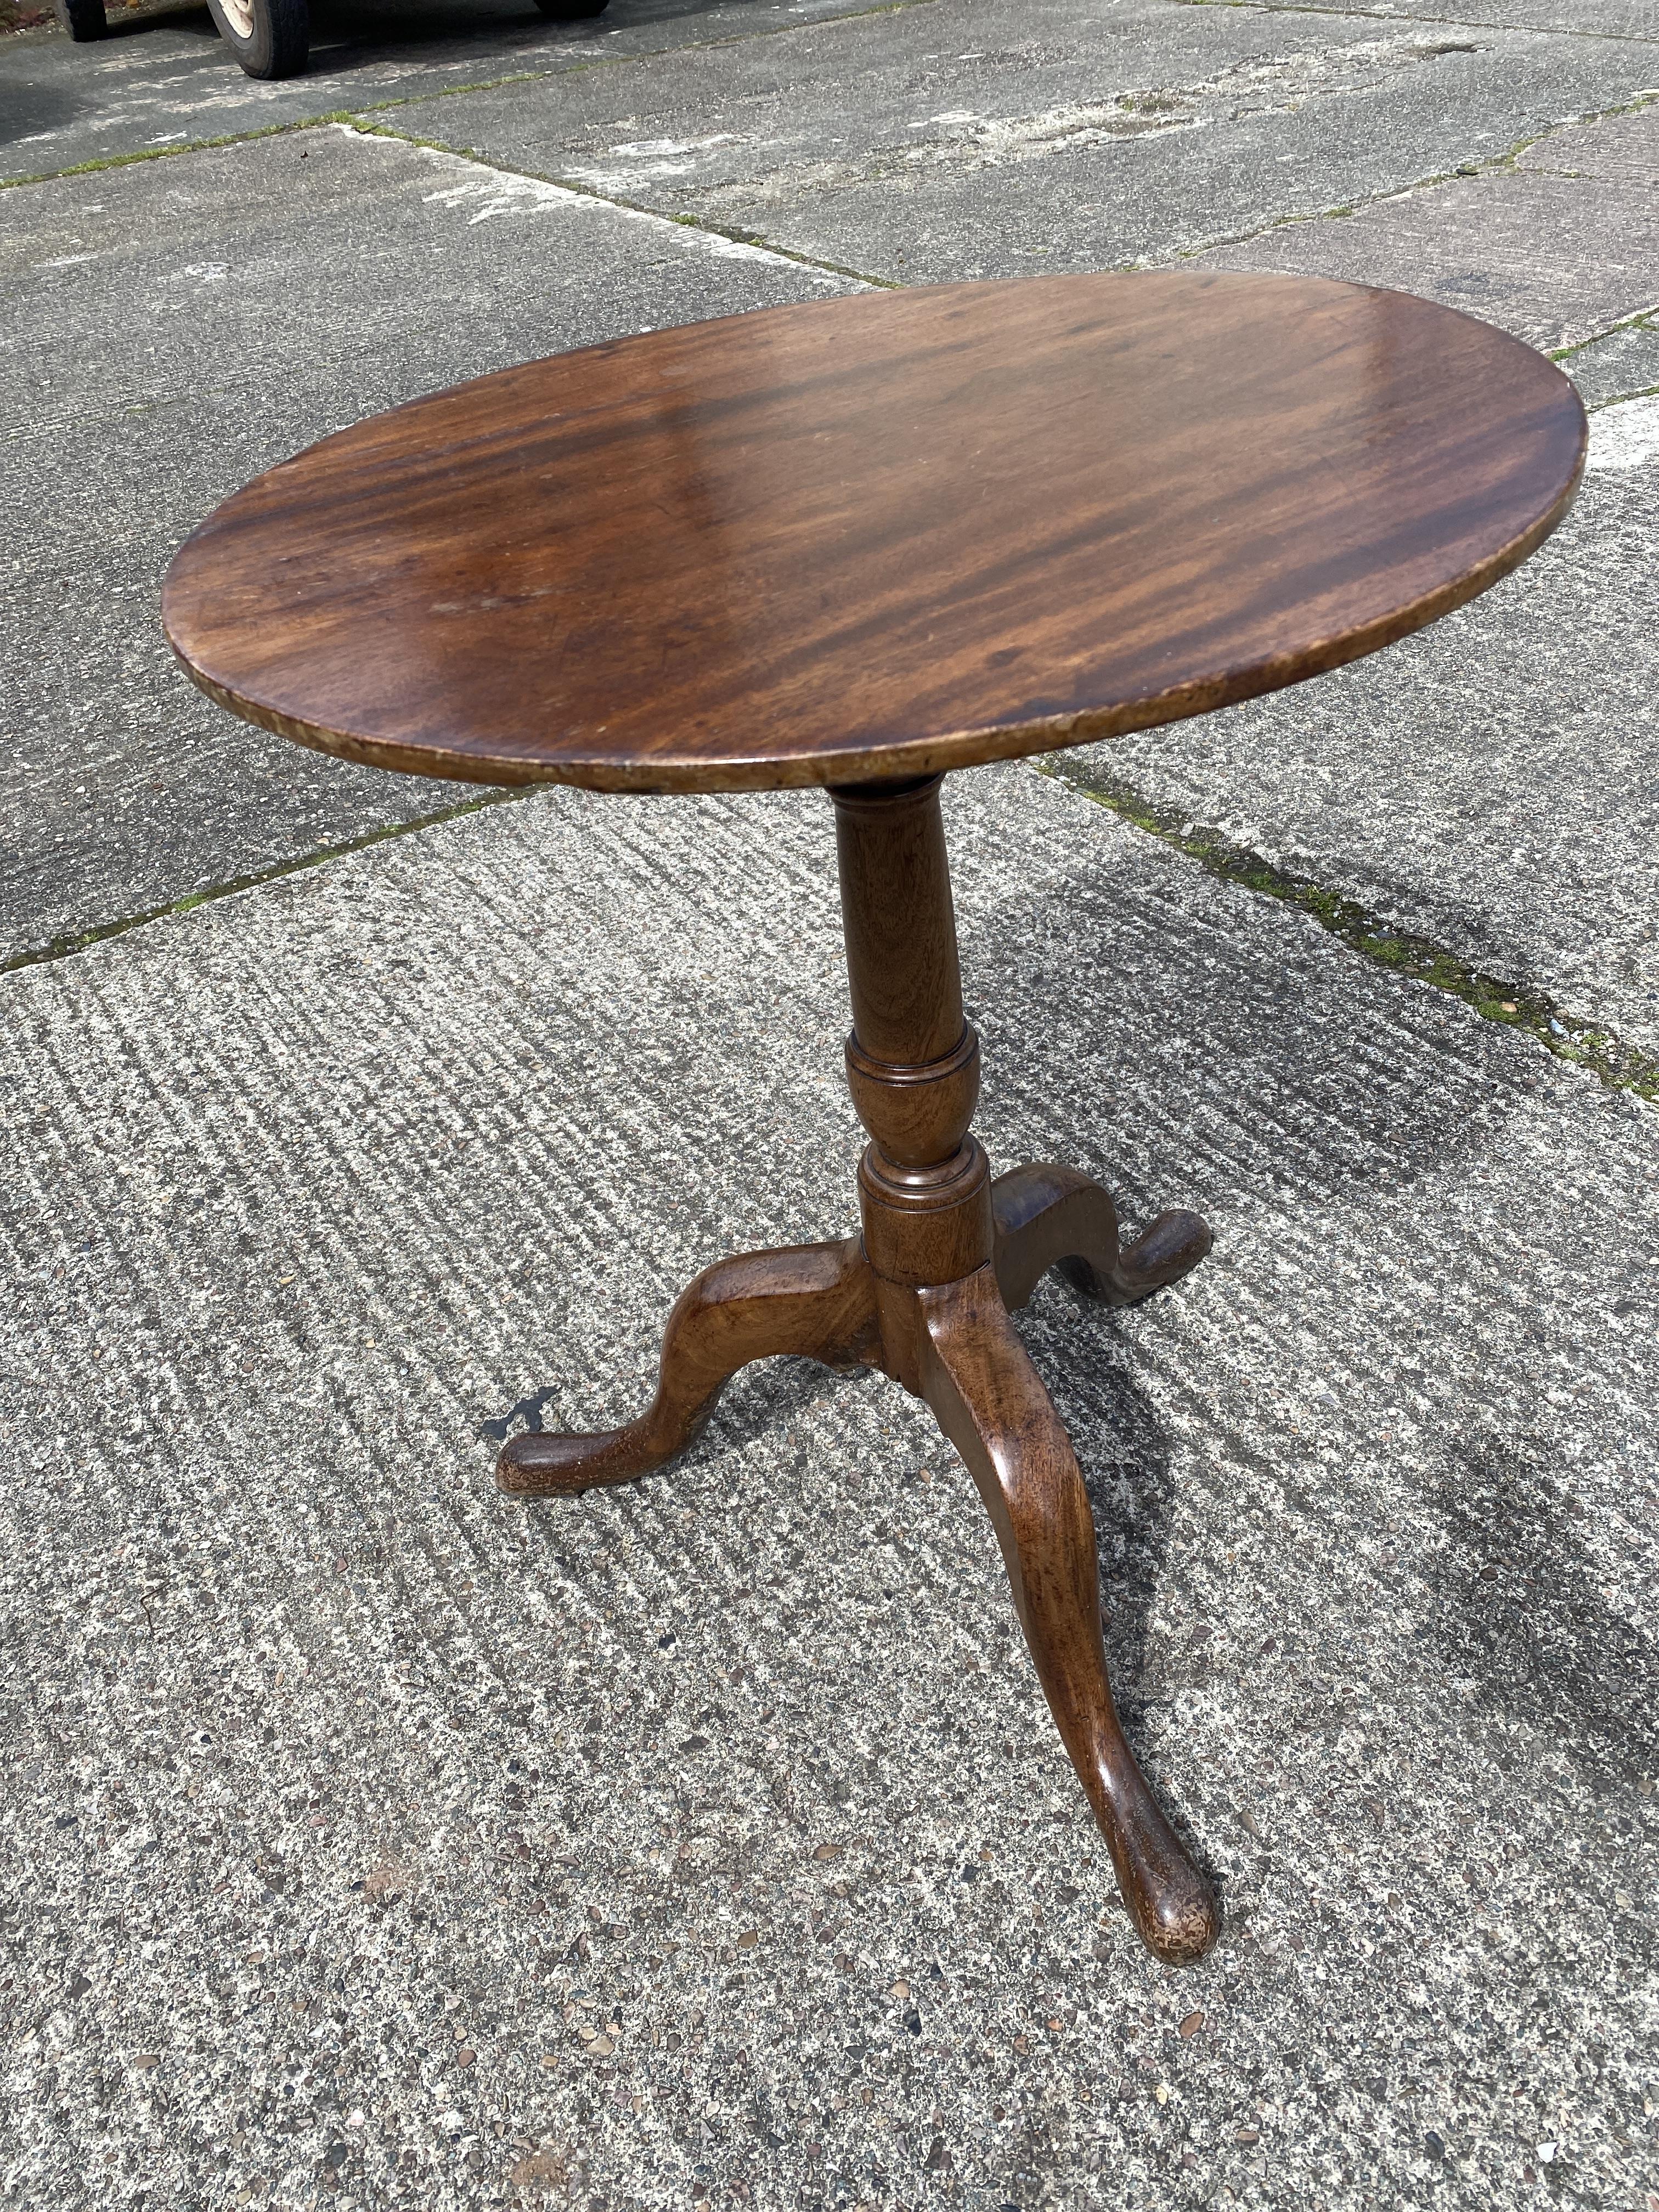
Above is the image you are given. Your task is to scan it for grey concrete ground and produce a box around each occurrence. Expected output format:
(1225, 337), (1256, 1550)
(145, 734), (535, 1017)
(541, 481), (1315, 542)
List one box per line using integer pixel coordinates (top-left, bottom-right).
(2, 0), (1657, 2206)
(0, 0), (896, 184)
(4, 771), (1657, 2212)
(371, 3), (1659, 284)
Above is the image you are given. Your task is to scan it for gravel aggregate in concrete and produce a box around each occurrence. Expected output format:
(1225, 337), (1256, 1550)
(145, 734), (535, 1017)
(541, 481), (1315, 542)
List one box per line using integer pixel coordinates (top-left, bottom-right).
(0, 121), (859, 962)
(378, 0), (1659, 284)
(2, 761), (1656, 2209)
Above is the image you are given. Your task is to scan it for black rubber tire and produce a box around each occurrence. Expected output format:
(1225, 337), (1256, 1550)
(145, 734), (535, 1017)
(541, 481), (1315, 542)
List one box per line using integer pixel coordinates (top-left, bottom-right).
(533, 0), (608, 16)
(206, 0), (309, 77)
(54, 0), (108, 39)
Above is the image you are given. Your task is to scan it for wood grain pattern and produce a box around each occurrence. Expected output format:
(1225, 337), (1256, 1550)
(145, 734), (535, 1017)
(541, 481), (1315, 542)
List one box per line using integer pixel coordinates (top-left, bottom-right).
(496, 1235), (877, 1496)
(162, 272), (1584, 793)
(919, 1263), (1221, 1967)
(992, 1162), (1213, 1312)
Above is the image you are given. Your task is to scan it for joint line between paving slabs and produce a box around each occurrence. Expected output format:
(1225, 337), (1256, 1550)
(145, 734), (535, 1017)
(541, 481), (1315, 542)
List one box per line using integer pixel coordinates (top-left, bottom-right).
(1040, 760), (1659, 1104)
(1551, 304), (1659, 406)
(340, 122), (895, 290)
(1553, 309), (1659, 363)
(0, 112), (355, 193)
(1158, 87), (1659, 273)
(20, 756), (1657, 1115)
(0, 790), (528, 978)
(1579, 378), (1659, 407)
(1166, 0), (1659, 46)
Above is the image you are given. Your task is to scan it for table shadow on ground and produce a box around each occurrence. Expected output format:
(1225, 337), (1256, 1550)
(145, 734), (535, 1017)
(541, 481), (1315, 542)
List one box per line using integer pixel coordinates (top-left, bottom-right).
(1425, 1435), (1658, 1801)
(957, 809), (1655, 1803)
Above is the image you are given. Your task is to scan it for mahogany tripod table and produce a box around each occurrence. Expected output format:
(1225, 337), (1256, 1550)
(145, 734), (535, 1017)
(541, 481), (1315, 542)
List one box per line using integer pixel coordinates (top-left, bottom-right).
(163, 273), (1584, 1966)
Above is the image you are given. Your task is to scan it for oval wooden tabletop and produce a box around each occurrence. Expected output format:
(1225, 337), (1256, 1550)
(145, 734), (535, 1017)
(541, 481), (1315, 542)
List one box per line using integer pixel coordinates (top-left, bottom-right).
(163, 272), (1585, 793)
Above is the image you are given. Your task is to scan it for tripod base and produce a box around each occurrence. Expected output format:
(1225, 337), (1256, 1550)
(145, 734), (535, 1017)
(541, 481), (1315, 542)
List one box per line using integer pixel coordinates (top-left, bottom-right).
(499, 1161), (1218, 1968)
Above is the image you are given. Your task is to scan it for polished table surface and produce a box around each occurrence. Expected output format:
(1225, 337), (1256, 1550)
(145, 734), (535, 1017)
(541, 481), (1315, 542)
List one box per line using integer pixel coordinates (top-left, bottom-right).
(161, 275), (1585, 1968)
(162, 270), (1585, 793)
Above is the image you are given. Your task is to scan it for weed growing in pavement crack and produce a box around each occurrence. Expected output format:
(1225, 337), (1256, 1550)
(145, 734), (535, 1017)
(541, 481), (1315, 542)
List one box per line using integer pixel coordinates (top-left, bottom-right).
(1044, 761), (1659, 1103)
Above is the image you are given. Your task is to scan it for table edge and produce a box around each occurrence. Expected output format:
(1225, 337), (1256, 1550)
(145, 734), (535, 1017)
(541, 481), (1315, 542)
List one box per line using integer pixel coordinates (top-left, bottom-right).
(164, 424), (1586, 793)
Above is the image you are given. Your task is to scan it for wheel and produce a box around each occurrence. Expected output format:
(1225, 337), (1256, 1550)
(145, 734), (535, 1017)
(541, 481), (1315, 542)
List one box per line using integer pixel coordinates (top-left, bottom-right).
(534, 0), (608, 16)
(206, 0), (309, 77)
(53, 0), (108, 39)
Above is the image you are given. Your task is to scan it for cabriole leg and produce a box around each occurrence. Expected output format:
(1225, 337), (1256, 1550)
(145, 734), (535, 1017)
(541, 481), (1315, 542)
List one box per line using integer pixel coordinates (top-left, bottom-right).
(496, 1236), (877, 1496)
(919, 1263), (1221, 1966)
(992, 1163), (1212, 1312)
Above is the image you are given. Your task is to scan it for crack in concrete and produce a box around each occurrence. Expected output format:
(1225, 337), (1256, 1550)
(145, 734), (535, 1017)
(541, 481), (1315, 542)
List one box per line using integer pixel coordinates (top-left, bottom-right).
(0, 789), (526, 978)
(1042, 761), (1659, 1104)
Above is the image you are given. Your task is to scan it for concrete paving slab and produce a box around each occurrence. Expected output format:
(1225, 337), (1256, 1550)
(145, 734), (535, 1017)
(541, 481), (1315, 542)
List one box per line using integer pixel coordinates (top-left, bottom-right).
(0, 0), (900, 184)
(1071, 397), (1659, 1060)
(0, 121), (859, 963)
(1517, 93), (1659, 179)
(377, 0), (1659, 283)
(2, 759), (1655, 2208)
(1197, 99), (1659, 352)
(1566, 314), (1659, 406)
(1186, 0), (1659, 41)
